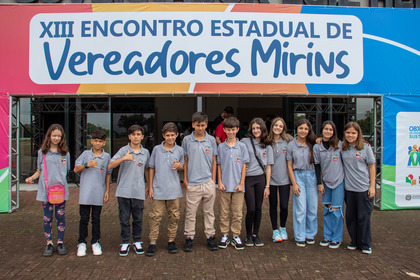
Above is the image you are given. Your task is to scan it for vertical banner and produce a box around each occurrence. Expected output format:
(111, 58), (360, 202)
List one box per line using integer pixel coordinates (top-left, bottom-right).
(0, 94), (9, 213)
(382, 95), (420, 210)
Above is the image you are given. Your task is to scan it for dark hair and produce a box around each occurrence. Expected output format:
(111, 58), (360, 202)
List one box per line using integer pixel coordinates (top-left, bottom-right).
(128, 124), (144, 135)
(296, 119), (317, 164)
(320, 121), (339, 151)
(41, 124), (68, 156)
(162, 122), (178, 134)
(247, 117), (270, 148)
(192, 112), (208, 123)
(224, 106), (234, 114)
(223, 117), (240, 129)
(342, 121), (368, 151)
(267, 117), (292, 144)
(91, 130), (107, 141)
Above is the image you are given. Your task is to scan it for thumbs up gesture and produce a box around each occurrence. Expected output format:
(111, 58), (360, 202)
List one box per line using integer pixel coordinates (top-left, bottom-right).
(122, 151), (135, 162)
(88, 157), (99, 169)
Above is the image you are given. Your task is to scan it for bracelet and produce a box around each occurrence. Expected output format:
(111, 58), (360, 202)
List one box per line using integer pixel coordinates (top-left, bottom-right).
(84, 163), (89, 169)
(265, 186), (270, 189)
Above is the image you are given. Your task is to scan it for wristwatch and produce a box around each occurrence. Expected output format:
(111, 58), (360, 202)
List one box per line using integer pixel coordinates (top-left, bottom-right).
(84, 163), (89, 169)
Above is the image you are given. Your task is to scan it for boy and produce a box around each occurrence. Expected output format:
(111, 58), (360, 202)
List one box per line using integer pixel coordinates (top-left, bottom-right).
(182, 112), (218, 252)
(145, 122), (184, 256)
(217, 117), (249, 250)
(74, 130), (111, 257)
(108, 124), (150, 256)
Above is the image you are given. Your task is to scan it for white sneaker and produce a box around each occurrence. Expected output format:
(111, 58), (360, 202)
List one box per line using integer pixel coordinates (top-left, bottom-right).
(92, 242), (102, 256)
(77, 243), (87, 257)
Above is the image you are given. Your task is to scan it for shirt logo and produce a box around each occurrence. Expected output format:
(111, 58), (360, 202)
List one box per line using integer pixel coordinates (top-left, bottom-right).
(236, 155), (241, 162)
(100, 165), (105, 173)
(172, 158), (178, 168)
(61, 156), (66, 165)
(332, 154), (338, 162)
(205, 146), (211, 154)
(138, 160), (143, 167)
(355, 151), (361, 159)
(282, 147), (287, 154)
(262, 149), (267, 158)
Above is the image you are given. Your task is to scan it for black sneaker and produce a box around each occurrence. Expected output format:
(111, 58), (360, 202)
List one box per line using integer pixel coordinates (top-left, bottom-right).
(168, 241), (178, 254)
(306, 238), (315, 245)
(319, 239), (331, 247)
(43, 244), (54, 257)
(207, 236), (218, 251)
(253, 235), (264, 247)
(218, 235), (230, 249)
(57, 243), (67, 255)
(183, 238), (194, 252)
(133, 242), (144, 255)
(119, 243), (130, 256)
(231, 236), (245, 250)
(146, 244), (156, 257)
(245, 235), (254, 247)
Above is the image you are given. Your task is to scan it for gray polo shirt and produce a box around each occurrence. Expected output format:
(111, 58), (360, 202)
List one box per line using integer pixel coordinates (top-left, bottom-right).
(241, 137), (274, 177)
(341, 143), (375, 192)
(182, 131), (217, 186)
(111, 144), (150, 200)
(217, 140), (250, 192)
(36, 149), (71, 202)
(286, 139), (315, 171)
(313, 142), (344, 189)
(271, 138), (291, 186)
(149, 142), (184, 200)
(75, 149), (112, 206)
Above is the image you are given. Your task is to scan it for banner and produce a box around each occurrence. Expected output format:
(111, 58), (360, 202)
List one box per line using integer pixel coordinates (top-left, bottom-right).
(0, 95), (9, 213)
(382, 96), (420, 210)
(0, 4), (419, 95)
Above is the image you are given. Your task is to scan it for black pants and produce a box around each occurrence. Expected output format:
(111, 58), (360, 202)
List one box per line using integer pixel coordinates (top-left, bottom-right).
(118, 197), (144, 243)
(269, 184), (290, 229)
(78, 205), (102, 244)
(245, 174), (266, 236)
(345, 190), (373, 250)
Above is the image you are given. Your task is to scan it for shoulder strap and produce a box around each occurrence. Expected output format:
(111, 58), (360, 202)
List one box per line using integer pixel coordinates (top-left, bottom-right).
(250, 138), (266, 172)
(43, 154), (49, 189)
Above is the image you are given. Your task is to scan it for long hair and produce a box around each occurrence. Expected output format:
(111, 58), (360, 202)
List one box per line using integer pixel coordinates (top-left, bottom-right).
(295, 119), (317, 163)
(40, 124), (68, 156)
(267, 117), (292, 144)
(342, 121), (366, 151)
(320, 120), (339, 151)
(247, 117), (270, 148)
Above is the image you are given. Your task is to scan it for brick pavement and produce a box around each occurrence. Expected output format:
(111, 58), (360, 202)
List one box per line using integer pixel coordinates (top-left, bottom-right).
(0, 184), (420, 279)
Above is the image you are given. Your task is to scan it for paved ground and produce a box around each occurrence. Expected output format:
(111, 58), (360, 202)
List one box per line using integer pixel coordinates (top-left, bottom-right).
(0, 184), (420, 280)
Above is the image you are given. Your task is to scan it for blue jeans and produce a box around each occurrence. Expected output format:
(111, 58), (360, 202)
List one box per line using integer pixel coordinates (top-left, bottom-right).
(322, 181), (344, 243)
(293, 170), (318, 242)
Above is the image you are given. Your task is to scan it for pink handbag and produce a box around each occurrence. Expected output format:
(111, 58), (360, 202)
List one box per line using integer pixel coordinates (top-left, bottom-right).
(43, 154), (65, 204)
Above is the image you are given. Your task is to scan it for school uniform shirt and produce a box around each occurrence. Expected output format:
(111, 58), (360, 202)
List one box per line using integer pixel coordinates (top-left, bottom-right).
(313, 141), (344, 189)
(217, 139), (250, 192)
(271, 138), (292, 186)
(241, 137), (274, 176)
(110, 144), (150, 200)
(182, 131), (217, 186)
(149, 142), (184, 200)
(75, 149), (112, 206)
(36, 150), (71, 202)
(341, 143), (375, 192)
(286, 139), (315, 171)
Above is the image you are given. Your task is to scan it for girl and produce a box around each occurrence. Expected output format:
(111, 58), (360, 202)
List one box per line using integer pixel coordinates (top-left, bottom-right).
(341, 122), (376, 254)
(313, 121), (345, 249)
(25, 124), (70, 257)
(267, 117), (293, 242)
(241, 118), (274, 247)
(286, 119), (317, 247)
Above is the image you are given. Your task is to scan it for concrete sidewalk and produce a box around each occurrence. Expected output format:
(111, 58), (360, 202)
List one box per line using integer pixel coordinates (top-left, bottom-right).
(0, 184), (419, 279)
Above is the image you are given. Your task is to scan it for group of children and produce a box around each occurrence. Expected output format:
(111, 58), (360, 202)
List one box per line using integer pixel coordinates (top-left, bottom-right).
(25, 111), (376, 257)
